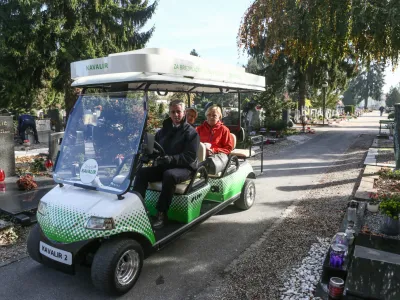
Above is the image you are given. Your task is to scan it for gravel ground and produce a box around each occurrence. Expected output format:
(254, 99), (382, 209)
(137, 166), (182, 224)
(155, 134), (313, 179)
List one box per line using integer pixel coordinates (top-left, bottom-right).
(193, 133), (373, 300)
(0, 219), (31, 266)
(374, 139), (394, 148)
(279, 238), (330, 300)
(363, 210), (400, 241)
(376, 149), (395, 165)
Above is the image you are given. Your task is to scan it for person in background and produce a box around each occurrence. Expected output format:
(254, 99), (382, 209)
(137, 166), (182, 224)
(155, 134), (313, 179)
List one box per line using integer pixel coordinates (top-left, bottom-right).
(379, 106), (385, 116)
(18, 112), (39, 144)
(185, 107), (198, 127)
(133, 100), (199, 229)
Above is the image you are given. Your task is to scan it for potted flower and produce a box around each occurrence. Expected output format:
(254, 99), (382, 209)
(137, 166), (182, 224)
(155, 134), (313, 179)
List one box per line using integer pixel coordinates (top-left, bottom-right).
(367, 192), (380, 213)
(379, 198), (400, 235)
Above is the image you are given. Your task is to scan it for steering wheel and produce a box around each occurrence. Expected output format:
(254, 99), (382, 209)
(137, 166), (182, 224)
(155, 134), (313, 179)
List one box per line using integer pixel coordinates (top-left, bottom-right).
(152, 141), (165, 158)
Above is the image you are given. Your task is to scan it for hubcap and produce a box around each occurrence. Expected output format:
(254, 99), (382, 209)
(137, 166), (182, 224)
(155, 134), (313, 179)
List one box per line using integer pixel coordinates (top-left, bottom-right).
(246, 184), (255, 206)
(115, 249), (140, 286)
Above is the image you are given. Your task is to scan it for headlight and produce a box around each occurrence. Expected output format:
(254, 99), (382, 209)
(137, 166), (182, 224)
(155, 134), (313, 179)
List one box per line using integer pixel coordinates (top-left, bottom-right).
(37, 201), (47, 216)
(85, 217), (115, 230)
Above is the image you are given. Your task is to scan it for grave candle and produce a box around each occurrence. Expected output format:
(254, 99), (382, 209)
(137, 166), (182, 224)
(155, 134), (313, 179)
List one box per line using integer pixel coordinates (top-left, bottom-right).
(0, 168), (5, 181)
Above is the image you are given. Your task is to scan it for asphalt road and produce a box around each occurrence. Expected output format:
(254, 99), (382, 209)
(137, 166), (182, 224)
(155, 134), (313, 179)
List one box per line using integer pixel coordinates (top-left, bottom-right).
(0, 112), (383, 300)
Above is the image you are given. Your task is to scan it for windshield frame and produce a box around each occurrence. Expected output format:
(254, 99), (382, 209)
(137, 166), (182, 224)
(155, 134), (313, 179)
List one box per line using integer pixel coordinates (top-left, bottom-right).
(53, 90), (148, 196)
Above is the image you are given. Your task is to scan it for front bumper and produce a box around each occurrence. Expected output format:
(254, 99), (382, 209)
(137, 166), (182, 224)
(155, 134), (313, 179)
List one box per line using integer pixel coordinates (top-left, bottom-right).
(37, 225), (97, 274)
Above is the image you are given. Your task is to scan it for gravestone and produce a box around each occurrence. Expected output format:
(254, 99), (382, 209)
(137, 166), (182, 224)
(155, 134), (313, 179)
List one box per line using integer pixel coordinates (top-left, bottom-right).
(27, 118), (51, 146)
(345, 234), (400, 300)
(282, 109), (289, 125)
(49, 132), (64, 163)
(0, 116), (15, 176)
(47, 109), (63, 132)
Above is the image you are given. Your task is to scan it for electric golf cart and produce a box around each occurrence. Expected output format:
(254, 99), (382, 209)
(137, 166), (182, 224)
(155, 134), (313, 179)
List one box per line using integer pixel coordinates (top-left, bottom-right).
(27, 48), (265, 295)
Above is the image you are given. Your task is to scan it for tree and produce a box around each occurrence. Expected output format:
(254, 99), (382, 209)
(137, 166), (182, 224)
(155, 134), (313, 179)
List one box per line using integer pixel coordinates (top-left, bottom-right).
(343, 63), (385, 108)
(239, 0), (400, 111)
(386, 87), (400, 107)
(0, 0), (54, 109)
(190, 49), (200, 57)
(0, 0), (157, 115)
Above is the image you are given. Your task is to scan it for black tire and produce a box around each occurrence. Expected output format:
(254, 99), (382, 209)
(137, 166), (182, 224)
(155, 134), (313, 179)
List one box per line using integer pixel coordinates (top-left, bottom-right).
(235, 179), (256, 210)
(91, 238), (143, 296)
(27, 224), (42, 263)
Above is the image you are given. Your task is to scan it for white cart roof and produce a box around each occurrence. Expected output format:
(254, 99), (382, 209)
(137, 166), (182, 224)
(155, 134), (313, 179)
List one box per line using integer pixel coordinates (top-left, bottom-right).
(70, 48), (265, 93)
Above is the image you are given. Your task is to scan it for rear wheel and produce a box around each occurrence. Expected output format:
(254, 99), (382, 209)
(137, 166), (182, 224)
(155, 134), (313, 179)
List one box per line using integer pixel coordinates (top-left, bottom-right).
(235, 179), (256, 210)
(91, 238), (143, 295)
(27, 224), (42, 263)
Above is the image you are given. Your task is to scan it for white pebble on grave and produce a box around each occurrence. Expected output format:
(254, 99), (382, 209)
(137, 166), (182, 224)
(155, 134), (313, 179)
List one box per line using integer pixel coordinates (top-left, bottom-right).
(279, 238), (330, 299)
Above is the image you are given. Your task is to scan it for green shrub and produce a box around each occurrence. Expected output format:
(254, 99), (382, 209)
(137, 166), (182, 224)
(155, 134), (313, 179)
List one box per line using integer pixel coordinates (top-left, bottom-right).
(379, 197), (400, 219)
(264, 119), (287, 131)
(378, 168), (400, 180)
(29, 158), (46, 174)
(344, 105), (355, 115)
(388, 112), (395, 119)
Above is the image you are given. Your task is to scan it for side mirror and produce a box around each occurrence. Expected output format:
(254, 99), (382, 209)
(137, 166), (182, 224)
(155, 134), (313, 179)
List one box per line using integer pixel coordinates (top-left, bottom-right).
(142, 133), (155, 154)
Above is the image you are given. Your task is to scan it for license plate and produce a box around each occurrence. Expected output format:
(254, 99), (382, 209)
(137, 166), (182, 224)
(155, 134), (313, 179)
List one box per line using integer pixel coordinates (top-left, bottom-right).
(39, 241), (72, 265)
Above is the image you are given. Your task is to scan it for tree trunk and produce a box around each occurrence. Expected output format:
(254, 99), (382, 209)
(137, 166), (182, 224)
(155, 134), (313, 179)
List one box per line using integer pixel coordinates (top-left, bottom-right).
(298, 69), (306, 114)
(64, 82), (81, 121)
(364, 71), (371, 109)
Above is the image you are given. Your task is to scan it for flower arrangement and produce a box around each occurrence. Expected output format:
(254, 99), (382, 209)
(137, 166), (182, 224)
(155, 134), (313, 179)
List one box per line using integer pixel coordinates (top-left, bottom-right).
(368, 192), (380, 205)
(368, 192), (381, 213)
(115, 154), (125, 166)
(16, 174), (38, 191)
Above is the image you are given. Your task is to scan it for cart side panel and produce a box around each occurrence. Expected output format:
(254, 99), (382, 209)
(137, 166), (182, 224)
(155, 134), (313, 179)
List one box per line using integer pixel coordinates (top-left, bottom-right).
(145, 183), (210, 223)
(205, 162), (253, 202)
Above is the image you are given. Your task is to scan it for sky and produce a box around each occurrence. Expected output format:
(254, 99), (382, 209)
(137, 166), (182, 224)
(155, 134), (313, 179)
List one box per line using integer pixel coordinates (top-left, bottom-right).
(144, 0), (400, 94)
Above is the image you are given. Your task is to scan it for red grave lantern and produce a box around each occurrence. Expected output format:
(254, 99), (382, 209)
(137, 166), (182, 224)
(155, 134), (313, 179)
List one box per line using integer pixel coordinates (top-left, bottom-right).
(0, 169), (5, 182)
(0, 182), (5, 192)
(44, 159), (54, 170)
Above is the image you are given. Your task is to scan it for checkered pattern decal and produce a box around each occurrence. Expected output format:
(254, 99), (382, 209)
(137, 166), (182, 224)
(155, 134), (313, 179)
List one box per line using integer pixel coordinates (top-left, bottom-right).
(206, 162), (253, 202)
(145, 183), (210, 223)
(37, 202), (155, 245)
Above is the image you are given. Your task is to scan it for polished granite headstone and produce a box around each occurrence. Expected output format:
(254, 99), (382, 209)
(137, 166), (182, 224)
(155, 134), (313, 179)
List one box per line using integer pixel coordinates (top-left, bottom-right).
(0, 176), (55, 215)
(345, 234), (400, 299)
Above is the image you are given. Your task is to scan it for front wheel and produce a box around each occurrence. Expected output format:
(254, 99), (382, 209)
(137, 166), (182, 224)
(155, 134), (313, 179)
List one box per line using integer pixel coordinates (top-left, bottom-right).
(27, 224), (42, 263)
(91, 238), (143, 295)
(235, 179), (256, 210)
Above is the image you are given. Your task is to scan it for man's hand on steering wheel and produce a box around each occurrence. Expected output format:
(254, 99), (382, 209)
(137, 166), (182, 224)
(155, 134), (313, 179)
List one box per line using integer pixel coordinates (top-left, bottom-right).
(154, 155), (172, 166)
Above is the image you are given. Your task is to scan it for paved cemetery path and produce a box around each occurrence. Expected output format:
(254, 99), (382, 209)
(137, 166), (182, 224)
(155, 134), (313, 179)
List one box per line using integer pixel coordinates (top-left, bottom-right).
(0, 111), (385, 300)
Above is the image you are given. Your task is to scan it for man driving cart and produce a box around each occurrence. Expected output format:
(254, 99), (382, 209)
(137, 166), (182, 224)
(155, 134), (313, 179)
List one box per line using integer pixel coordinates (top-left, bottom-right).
(133, 99), (200, 229)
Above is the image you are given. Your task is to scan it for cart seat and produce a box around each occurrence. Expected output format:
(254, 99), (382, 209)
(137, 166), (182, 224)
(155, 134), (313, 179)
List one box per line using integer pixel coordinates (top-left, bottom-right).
(148, 178), (203, 194)
(231, 135), (262, 159)
(208, 133), (238, 178)
(230, 132), (250, 158)
(147, 142), (207, 195)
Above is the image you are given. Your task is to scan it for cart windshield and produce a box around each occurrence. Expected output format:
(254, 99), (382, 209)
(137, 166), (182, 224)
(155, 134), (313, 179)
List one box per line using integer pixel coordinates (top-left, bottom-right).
(53, 92), (146, 194)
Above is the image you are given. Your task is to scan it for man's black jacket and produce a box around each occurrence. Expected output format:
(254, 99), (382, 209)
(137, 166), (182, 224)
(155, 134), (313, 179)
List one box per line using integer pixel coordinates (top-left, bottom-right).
(155, 118), (199, 171)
